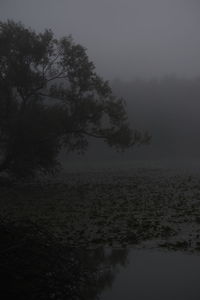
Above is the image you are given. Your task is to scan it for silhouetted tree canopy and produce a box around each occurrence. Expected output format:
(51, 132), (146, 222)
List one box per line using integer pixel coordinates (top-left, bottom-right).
(0, 20), (149, 177)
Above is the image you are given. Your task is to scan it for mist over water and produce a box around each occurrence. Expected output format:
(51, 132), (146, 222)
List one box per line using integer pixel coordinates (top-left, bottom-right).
(1, 1), (200, 299)
(63, 76), (200, 172)
(2, 1), (200, 168)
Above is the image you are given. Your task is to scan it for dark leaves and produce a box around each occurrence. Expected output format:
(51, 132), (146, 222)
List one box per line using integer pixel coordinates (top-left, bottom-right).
(0, 20), (150, 177)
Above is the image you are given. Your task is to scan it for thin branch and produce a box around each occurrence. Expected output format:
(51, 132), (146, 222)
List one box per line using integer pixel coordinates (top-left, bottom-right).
(46, 72), (68, 83)
(38, 92), (65, 102)
(66, 129), (107, 139)
(43, 53), (60, 76)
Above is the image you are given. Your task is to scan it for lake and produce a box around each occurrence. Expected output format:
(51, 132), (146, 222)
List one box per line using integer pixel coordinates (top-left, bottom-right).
(99, 249), (200, 300)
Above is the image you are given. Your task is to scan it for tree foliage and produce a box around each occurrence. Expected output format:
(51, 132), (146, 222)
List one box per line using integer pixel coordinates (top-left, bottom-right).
(0, 20), (150, 177)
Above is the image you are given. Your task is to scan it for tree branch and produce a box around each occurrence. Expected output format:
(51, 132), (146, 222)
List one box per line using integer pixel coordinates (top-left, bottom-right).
(43, 53), (60, 76)
(66, 129), (107, 139)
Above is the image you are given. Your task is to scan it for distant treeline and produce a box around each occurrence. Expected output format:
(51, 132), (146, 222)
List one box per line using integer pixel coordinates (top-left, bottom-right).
(65, 76), (200, 162)
(111, 76), (200, 160)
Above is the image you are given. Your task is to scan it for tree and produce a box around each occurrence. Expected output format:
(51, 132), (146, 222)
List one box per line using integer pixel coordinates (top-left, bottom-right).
(0, 20), (150, 177)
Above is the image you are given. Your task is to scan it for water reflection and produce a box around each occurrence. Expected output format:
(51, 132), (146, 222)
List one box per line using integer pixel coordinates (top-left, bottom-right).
(67, 247), (129, 300)
(3, 227), (200, 300)
(100, 250), (200, 300)
(0, 222), (129, 300)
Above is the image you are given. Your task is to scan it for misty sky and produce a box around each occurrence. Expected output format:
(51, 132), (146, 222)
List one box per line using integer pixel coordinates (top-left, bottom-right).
(1, 0), (200, 80)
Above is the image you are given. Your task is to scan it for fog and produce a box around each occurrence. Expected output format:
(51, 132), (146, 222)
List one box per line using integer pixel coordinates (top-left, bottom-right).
(62, 76), (200, 167)
(1, 0), (200, 80)
(112, 76), (200, 160)
(2, 3), (200, 298)
(1, 0), (200, 165)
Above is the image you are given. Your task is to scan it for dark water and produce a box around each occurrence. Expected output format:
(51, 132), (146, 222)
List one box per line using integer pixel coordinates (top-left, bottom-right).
(99, 249), (200, 300)
(66, 248), (200, 300)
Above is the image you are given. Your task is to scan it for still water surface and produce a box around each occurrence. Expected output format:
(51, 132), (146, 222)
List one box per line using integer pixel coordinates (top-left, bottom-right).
(99, 249), (200, 300)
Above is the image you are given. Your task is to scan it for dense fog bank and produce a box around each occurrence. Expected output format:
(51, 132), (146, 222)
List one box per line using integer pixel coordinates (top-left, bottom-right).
(63, 76), (200, 166)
